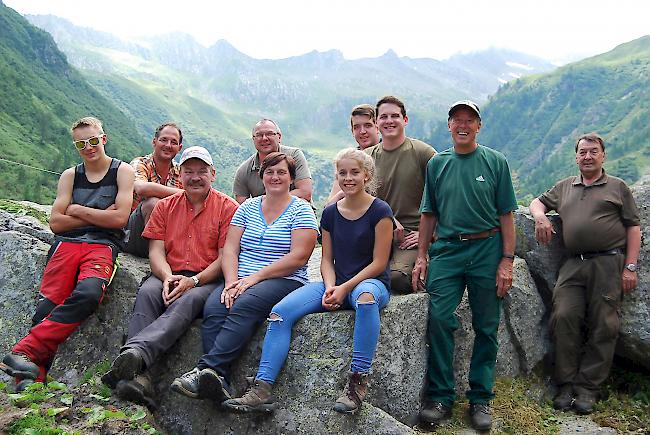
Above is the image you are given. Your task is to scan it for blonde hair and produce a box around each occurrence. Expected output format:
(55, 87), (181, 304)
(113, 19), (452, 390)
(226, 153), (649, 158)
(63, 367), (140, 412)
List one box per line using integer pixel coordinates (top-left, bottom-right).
(71, 116), (104, 134)
(334, 147), (377, 194)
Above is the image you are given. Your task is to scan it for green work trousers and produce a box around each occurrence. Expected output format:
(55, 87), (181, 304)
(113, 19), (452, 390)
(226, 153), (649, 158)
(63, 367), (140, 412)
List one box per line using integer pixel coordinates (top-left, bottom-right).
(425, 234), (503, 406)
(551, 253), (624, 393)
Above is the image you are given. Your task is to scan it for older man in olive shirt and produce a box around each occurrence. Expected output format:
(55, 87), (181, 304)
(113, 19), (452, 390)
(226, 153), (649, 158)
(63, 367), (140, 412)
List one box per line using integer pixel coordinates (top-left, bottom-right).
(529, 133), (641, 415)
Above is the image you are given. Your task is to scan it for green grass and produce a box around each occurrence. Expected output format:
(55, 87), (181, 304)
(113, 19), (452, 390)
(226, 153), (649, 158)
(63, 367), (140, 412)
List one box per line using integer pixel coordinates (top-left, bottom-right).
(592, 366), (650, 432)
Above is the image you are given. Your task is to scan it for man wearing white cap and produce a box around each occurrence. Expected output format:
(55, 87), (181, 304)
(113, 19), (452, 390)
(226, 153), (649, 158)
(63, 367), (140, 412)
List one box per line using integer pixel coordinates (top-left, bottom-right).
(102, 146), (239, 407)
(412, 101), (517, 431)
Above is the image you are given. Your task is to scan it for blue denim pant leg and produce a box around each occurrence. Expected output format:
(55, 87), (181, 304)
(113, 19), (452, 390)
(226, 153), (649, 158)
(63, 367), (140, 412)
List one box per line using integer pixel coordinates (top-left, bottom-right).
(197, 278), (302, 378)
(346, 279), (390, 374)
(256, 282), (327, 384)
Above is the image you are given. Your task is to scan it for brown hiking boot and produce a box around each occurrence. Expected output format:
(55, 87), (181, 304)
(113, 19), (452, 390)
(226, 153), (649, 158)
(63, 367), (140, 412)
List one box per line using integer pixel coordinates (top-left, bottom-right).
(574, 388), (598, 415)
(116, 373), (157, 410)
(553, 384), (574, 411)
(333, 372), (368, 414)
(223, 379), (276, 413)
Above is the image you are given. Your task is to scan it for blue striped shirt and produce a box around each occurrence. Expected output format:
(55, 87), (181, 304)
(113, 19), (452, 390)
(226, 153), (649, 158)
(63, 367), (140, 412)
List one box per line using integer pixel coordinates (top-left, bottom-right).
(231, 196), (318, 283)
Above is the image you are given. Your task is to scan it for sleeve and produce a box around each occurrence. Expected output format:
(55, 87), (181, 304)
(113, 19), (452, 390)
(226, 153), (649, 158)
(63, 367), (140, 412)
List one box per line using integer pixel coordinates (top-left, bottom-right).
(292, 149), (312, 181)
(217, 199), (239, 249)
(538, 183), (562, 212)
(619, 182), (641, 227)
(419, 158), (438, 215)
(373, 199), (394, 224)
(320, 204), (334, 233)
(495, 155), (518, 215)
(142, 199), (167, 240)
(291, 201), (318, 230)
(419, 143), (437, 170)
(130, 157), (149, 182)
(232, 162), (250, 197)
(230, 199), (249, 228)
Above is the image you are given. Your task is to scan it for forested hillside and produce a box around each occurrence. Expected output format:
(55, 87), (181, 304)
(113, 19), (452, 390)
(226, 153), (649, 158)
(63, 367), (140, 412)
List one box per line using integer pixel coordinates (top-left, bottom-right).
(426, 36), (650, 200)
(0, 3), (148, 202)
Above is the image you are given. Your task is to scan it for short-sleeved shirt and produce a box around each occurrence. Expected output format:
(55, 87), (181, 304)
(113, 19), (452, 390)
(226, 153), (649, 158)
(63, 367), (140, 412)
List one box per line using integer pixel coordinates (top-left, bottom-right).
(143, 189), (238, 273)
(366, 138), (436, 232)
(420, 144), (517, 238)
(321, 198), (393, 289)
(233, 145), (312, 199)
(130, 154), (183, 211)
(231, 195), (318, 283)
(538, 171), (640, 254)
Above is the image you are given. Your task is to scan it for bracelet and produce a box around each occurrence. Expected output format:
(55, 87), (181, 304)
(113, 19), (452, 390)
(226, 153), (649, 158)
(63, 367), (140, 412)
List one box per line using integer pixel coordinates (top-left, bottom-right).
(191, 275), (200, 287)
(502, 254), (515, 260)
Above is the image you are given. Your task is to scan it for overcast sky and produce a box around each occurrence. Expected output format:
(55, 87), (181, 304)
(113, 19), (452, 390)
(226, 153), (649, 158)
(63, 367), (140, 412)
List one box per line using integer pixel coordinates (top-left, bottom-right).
(5, 0), (650, 64)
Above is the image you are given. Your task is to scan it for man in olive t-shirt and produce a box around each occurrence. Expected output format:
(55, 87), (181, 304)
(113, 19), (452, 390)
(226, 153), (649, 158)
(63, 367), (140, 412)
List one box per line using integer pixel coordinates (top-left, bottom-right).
(412, 100), (517, 431)
(529, 133), (641, 415)
(365, 95), (436, 293)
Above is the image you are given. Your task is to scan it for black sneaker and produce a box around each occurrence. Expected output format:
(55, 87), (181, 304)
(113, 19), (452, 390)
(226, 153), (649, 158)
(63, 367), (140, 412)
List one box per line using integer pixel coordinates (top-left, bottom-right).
(553, 384), (574, 411)
(469, 403), (492, 431)
(419, 400), (452, 427)
(198, 368), (232, 402)
(102, 348), (144, 388)
(1, 353), (39, 380)
(171, 367), (202, 399)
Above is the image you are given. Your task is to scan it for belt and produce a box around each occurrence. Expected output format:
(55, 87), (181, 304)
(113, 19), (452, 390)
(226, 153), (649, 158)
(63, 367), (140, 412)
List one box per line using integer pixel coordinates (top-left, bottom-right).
(575, 248), (624, 260)
(441, 228), (500, 241)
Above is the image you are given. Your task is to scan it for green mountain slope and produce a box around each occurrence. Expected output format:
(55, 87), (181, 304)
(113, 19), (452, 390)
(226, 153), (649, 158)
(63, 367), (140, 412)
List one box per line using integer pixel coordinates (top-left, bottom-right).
(478, 36), (650, 198)
(0, 2), (148, 203)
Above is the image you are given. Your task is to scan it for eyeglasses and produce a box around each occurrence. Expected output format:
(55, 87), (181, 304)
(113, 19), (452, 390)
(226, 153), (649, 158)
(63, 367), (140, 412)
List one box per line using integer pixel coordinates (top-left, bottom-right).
(253, 132), (279, 139)
(73, 135), (103, 151)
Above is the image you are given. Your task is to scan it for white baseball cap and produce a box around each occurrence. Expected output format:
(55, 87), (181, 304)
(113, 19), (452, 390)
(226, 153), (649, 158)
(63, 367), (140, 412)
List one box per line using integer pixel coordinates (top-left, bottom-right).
(179, 146), (213, 166)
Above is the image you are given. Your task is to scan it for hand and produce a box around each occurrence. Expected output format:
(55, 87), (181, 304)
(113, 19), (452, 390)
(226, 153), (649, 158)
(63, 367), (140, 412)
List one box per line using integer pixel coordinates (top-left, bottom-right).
(496, 258), (513, 298)
(621, 269), (637, 293)
(399, 230), (419, 250)
(534, 215), (555, 245)
(163, 275), (194, 306)
(393, 218), (404, 244)
(322, 285), (347, 311)
(411, 256), (428, 292)
(65, 203), (83, 217)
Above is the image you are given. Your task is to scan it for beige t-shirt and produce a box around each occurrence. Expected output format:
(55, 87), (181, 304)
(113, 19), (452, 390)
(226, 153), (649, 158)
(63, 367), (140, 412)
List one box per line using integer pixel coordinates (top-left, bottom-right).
(366, 138), (436, 231)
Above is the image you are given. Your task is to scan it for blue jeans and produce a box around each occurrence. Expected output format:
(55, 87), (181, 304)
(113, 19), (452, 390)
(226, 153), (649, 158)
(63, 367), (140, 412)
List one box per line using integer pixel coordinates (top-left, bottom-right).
(256, 279), (390, 384)
(198, 278), (302, 379)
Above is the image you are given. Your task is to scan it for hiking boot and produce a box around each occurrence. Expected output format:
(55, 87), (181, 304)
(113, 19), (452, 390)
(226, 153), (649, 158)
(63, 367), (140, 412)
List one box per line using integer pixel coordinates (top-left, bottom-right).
(333, 372), (369, 414)
(574, 389), (598, 415)
(171, 367), (201, 399)
(102, 348), (144, 388)
(469, 403), (492, 431)
(419, 400), (452, 427)
(198, 367), (232, 402)
(223, 379), (275, 413)
(1, 353), (39, 380)
(553, 384), (574, 411)
(116, 373), (157, 410)
(15, 379), (34, 393)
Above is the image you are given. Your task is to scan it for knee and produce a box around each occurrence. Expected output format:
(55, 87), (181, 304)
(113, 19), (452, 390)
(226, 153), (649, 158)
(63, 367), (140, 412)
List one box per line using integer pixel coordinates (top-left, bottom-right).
(356, 292), (376, 304)
(73, 278), (104, 317)
(390, 271), (412, 294)
(136, 281), (163, 304)
(140, 198), (160, 221)
(551, 304), (582, 329)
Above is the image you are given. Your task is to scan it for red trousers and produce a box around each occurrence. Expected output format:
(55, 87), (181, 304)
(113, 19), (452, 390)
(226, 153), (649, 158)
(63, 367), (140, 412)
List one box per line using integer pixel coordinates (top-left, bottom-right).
(13, 240), (116, 381)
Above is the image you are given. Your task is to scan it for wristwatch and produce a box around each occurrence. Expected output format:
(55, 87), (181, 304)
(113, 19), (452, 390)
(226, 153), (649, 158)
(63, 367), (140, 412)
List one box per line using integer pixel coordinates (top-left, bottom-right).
(625, 263), (637, 272)
(191, 275), (200, 287)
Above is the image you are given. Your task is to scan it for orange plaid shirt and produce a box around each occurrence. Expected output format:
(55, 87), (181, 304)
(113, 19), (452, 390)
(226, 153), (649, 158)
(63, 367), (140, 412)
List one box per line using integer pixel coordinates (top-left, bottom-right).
(142, 189), (238, 273)
(130, 154), (183, 211)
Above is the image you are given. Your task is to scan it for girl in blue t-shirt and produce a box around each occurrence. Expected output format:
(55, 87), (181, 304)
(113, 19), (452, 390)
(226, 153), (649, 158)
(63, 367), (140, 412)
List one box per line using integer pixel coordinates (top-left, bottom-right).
(224, 147), (394, 414)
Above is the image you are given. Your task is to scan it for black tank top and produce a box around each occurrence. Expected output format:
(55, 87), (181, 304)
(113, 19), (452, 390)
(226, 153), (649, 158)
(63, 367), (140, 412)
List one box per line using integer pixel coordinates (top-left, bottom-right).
(58, 158), (125, 249)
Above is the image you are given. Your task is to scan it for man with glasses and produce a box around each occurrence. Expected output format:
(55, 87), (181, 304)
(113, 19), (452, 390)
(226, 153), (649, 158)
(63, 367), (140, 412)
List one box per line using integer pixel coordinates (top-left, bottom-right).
(1, 117), (134, 391)
(529, 133), (640, 415)
(412, 101), (517, 431)
(124, 123), (184, 258)
(233, 119), (312, 204)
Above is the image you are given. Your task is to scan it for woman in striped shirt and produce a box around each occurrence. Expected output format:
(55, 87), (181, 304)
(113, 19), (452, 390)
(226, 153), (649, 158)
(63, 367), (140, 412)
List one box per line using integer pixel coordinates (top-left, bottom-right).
(170, 152), (318, 402)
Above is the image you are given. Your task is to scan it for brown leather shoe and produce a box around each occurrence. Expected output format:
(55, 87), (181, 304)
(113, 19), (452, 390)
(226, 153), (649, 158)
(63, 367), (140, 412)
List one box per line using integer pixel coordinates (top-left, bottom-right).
(333, 372), (369, 414)
(574, 389), (598, 415)
(116, 373), (157, 410)
(223, 379), (275, 413)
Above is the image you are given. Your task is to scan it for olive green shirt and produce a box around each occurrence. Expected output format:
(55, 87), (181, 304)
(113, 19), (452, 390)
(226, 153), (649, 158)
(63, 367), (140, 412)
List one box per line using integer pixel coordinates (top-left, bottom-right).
(365, 137), (436, 231)
(420, 144), (517, 238)
(538, 171), (640, 254)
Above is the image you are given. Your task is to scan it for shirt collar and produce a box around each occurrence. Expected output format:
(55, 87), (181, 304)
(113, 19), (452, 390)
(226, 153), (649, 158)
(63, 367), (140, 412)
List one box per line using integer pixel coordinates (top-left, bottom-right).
(573, 169), (608, 186)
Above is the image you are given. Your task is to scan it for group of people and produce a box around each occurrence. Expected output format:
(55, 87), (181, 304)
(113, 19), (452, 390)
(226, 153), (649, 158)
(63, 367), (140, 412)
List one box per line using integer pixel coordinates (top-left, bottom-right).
(0, 95), (640, 432)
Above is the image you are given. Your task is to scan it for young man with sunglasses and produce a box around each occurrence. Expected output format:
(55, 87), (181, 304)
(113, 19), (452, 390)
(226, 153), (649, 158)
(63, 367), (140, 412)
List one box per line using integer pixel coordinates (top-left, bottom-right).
(1, 117), (134, 391)
(233, 119), (312, 204)
(124, 123), (184, 258)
